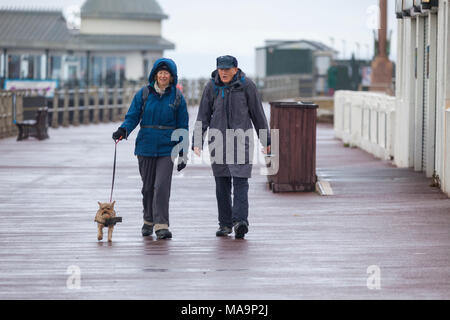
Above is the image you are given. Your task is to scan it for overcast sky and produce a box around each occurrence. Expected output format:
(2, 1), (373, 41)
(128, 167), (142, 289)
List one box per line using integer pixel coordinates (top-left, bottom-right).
(0, 0), (398, 78)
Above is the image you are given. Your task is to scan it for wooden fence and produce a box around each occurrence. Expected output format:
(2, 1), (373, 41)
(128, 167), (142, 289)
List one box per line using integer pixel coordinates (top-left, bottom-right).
(47, 86), (139, 129)
(0, 75), (314, 139)
(0, 90), (20, 139)
(0, 86), (141, 138)
(179, 78), (208, 106)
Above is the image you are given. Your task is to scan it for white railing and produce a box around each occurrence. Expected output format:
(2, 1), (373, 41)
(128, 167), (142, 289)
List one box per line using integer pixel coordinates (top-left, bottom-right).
(444, 109), (450, 196)
(334, 91), (396, 161)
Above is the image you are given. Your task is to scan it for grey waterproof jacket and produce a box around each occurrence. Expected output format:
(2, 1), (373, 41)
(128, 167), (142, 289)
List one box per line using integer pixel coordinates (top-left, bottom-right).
(193, 69), (270, 178)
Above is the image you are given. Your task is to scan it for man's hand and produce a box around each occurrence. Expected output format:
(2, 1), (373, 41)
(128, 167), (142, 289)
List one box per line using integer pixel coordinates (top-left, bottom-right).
(177, 150), (187, 172)
(177, 159), (187, 172)
(262, 145), (271, 155)
(194, 147), (202, 157)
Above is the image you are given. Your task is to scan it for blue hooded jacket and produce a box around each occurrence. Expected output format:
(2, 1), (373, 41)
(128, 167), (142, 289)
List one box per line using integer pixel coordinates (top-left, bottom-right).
(120, 58), (189, 157)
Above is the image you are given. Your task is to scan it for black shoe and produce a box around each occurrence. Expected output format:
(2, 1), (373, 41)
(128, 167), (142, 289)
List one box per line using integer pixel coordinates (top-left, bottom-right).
(234, 221), (248, 239)
(142, 224), (154, 237)
(156, 229), (172, 240)
(216, 226), (232, 237)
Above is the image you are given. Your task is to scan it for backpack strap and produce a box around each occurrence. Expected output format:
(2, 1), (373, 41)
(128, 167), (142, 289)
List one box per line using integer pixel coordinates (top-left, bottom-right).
(210, 79), (220, 112)
(169, 88), (182, 111)
(140, 86), (182, 126)
(140, 86), (150, 120)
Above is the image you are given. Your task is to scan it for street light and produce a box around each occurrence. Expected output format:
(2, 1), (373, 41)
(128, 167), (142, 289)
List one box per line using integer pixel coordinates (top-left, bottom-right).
(329, 37), (335, 50)
(355, 42), (360, 60)
(365, 43), (370, 60)
(342, 39), (346, 60)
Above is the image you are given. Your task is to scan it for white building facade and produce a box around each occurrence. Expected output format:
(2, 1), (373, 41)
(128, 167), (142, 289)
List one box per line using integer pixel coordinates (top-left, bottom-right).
(0, 0), (174, 88)
(335, 0), (450, 197)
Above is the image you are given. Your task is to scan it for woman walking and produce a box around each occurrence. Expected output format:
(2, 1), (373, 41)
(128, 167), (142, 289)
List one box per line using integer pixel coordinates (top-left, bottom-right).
(112, 58), (189, 240)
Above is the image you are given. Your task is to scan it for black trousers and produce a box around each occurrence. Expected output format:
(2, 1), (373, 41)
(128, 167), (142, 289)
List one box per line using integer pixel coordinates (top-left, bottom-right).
(138, 156), (174, 229)
(215, 176), (249, 228)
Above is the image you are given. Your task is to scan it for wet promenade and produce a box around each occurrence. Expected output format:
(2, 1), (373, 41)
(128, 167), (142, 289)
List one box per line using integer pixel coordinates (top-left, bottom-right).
(0, 106), (449, 300)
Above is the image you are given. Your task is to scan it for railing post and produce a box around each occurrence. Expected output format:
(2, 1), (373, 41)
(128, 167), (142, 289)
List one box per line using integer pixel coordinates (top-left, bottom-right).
(51, 90), (59, 128)
(62, 88), (69, 127)
(1, 92), (11, 138)
(130, 85), (137, 106)
(182, 79), (189, 106)
(118, 84), (126, 121)
(83, 88), (90, 125)
(4, 92), (12, 137)
(190, 80), (195, 105)
(73, 87), (80, 126)
(13, 91), (25, 135)
(0, 92), (6, 138)
(112, 87), (119, 122)
(103, 86), (109, 123)
(15, 92), (23, 134)
(93, 87), (100, 124)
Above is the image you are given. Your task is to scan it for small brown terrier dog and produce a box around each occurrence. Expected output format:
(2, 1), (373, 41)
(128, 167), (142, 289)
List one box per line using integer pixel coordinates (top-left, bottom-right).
(95, 201), (116, 242)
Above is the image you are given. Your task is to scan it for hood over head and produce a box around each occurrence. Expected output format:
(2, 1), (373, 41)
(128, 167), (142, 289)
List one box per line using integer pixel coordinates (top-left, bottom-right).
(149, 58), (178, 86)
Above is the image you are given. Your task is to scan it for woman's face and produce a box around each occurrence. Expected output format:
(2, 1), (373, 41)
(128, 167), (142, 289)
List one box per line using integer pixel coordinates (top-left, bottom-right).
(156, 70), (172, 88)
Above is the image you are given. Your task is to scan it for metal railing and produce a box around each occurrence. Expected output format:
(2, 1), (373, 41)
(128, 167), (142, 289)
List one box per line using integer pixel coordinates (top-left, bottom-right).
(180, 75), (315, 104)
(334, 91), (396, 161)
(256, 75), (315, 101)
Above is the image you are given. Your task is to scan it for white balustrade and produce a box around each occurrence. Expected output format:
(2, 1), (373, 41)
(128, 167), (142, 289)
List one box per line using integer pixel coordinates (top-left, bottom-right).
(334, 91), (396, 161)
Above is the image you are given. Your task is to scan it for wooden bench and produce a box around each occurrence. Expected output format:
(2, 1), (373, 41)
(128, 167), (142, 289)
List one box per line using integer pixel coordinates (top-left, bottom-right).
(16, 107), (49, 141)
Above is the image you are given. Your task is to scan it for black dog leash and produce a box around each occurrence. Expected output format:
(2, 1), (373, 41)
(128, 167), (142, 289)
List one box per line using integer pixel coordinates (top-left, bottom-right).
(105, 139), (124, 227)
(110, 139), (121, 203)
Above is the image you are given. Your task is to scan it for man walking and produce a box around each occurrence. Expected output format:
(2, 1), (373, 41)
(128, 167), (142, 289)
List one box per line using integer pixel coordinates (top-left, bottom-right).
(192, 55), (271, 239)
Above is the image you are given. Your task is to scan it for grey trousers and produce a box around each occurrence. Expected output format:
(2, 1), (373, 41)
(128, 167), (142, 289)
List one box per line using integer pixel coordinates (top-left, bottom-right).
(215, 176), (249, 228)
(138, 156), (174, 230)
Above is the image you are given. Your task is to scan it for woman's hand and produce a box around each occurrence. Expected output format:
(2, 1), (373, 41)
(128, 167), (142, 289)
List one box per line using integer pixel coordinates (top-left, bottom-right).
(112, 127), (126, 141)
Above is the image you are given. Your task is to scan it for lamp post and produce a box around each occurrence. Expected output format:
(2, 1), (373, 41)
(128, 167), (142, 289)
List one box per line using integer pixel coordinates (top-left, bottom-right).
(342, 39), (346, 60)
(356, 42), (361, 60)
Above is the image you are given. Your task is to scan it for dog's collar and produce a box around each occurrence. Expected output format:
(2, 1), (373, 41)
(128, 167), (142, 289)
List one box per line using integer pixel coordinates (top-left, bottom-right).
(95, 217), (119, 227)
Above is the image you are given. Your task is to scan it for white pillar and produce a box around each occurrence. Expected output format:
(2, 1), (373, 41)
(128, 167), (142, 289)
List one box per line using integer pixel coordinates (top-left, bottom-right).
(395, 17), (416, 168)
(40, 55), (46, 80)
(443, 0), (450, 195)
(435, 0), (447, 182)
(425, 12), (438, 178)
(396, 19), (404, 99)
(414, 16), (425, 172)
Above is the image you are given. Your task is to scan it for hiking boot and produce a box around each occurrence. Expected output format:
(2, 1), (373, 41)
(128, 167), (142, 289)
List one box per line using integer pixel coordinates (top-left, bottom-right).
(141, 224), (154, 237)
(216, 226), (232, 237)
(156, 229), (172, 240)
(234, 221), (249, 239)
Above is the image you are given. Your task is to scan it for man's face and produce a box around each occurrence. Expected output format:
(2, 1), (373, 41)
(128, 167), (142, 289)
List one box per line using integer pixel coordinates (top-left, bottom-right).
(218, 67), (238, 84)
